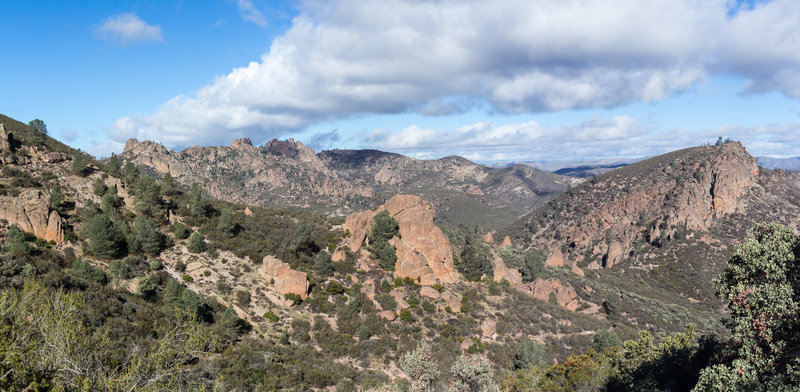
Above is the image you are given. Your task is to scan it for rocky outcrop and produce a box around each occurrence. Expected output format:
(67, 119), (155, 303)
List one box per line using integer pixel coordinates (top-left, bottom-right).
(0, 123), (11, 152)
(522, 279), (580, 311)
(231, 138), (253, 149)
(259, 256), (309, 300)
(420, 286), (440, 299)
(481, 319), (497, 337)
(345, 195), (457, 285)
(545, 250), (565, 267)
(442, 292), (462, 313)
(0, 189), (64, 244)
(492, 253), (523, 287)
(510, 142), (759, 270)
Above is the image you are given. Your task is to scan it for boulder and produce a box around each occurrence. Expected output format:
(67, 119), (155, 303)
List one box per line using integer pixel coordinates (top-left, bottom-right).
(390, 291), (410, 310)
(483, 232), (495, 244)
(522, 279), (581, 311)
(380, 310), (396, 321)
(570, 264), (585, 277)
(244, 207), (253, 216)
(442, 292), (462, 313)
(259, 256), (309, 300)
(460, 338), (474, 351)
(331, 249), (345, 262)
(545, 250), (565, 267)
(0, 189), (65, 244)
(501, 236), (512, 247)
(480, 319), (497, 338)
(420, 286), (441, 299)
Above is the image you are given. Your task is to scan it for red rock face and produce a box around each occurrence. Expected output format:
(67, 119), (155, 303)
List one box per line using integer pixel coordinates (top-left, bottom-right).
(260, 256), (309, 300)
(520, 142), (759, 270)
(0, 189), (64, 244)
(345, 195), (457, 285)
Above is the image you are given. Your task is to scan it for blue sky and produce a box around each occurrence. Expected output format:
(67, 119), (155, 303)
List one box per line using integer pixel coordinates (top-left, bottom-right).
(1, 0), (799, 162)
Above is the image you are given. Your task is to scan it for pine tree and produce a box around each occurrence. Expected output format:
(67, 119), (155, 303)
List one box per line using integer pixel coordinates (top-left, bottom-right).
(3, 225), (31, 256)
(133, 215), (163, 256)
(133, 176), (163, 218)
(188, 183), (209, 220)
(92, 177), (107, 196)
(105, 153), (121, 177)
(49, 185), (64, 214)
(187, 232), (207, 253)
(314, 251), (334, 277)
(71, 151), (87, 177)
(216, 209), (237, 237)
(87, 213), (119, 258)
(161, 172), (180, 197)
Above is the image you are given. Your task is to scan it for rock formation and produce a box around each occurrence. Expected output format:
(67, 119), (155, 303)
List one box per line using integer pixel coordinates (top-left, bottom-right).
(506, 142), (760, 270)
(0, 189), (64, 244)
(522, 278), (580, 311)
(345, 195), (457, 285)
(259, 256), (309, 300)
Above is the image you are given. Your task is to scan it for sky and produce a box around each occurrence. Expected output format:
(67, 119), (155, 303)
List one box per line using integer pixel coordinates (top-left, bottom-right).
(1, 0), (799, 163)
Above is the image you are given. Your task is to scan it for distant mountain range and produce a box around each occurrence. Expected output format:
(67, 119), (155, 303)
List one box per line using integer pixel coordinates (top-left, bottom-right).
(757, 156), (800, 171)
(120, 138), (580, 230)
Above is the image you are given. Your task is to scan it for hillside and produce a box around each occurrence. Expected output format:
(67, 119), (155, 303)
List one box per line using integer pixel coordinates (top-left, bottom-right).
(3, 112), (799, 390)
(498, 141), (800, 333)
(120, 137), (577, 230)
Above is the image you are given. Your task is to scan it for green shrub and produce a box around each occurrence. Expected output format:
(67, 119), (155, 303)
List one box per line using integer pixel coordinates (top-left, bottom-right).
(399, 309), (413, 322)
(172, 222), (190, 239)
(264, 311), (279, 323)
(181, 274), (193, 283)
(236, 290), (251, 307)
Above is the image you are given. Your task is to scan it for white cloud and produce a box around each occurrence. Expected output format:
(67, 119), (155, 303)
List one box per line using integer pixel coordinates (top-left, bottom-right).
(111, 0), (800, 150)
(95, 13), (163, 45)
(362, 115), (800, 162)
(237, 0), (268, 27)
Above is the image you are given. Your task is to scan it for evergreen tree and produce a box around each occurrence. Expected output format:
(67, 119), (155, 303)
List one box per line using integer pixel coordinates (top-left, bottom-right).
(92, 177), (107, 196)
(101, 185), (122, 215)
(70, 258), (108, 285)
(216, 209), (237, 237)
(133, 215), (163, 256)
(458, 237), (492, 281)
(514, 338), (549, 369)
(187, 232), (207, 253)
(162, 279), (184, 314)
(71, 151), (87, 177)
(314, 251), (334, 277)
(132, 176), (163, 218)
(368, 210), (400, 243)
(188, 183), (210, 220)
(172, 222), (190, 239)
(105, 153), (121, 177)
(367, 211), (400, 271)
(3, 225), (31, 256)
(161, 172), (180, 197)
(520, 249), (544, 283)
(87, 213), (119, 258)
(121, 161), (139, 188)
(49, 185), (64, 214)
(27, 119), (47, 134)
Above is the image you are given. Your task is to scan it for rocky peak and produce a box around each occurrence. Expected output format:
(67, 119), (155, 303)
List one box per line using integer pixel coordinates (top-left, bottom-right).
(506, 141), (760, 272)
(344, 194), (458, 284)
(231, 138), (253, 148)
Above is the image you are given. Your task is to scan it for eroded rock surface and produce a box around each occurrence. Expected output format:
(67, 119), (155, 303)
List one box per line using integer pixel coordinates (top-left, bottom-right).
(522, 278), (581, 311)
(0, 189), (64, 244)
(259, 256), (309, 300)
(345, 195), (457, 285)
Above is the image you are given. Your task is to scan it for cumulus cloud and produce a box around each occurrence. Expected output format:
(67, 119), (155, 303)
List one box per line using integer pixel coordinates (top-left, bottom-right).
(110, 0), (800, 150)
(307, 129), (341, 150)
(95, 13), (163, 45)
(361, 115), (800, 162)
(237, 0), (268, 27)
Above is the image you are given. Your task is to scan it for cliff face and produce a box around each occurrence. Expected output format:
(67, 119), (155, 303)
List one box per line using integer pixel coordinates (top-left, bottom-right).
(345, 195), (457, 285)
(119, 138), (575, 229)
(502, 142), (768, 271)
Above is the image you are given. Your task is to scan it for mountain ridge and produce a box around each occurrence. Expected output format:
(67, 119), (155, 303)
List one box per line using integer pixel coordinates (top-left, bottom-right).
(120, 137), (578, 230)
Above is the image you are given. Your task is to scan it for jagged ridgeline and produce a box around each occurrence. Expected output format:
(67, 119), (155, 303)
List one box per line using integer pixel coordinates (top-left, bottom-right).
(120, 137), (577, 230)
